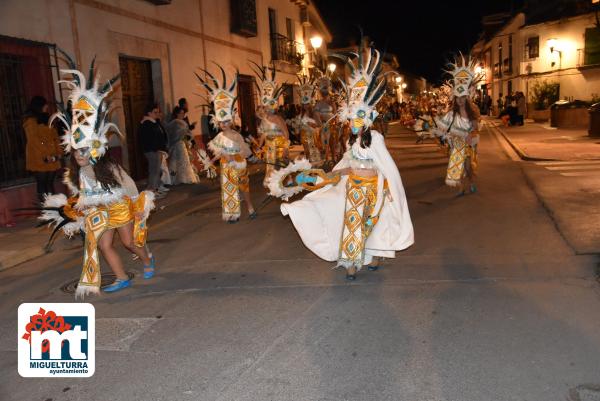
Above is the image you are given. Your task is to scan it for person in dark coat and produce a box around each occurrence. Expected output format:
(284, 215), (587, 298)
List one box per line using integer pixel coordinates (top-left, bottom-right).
(139, 103), (167, 195)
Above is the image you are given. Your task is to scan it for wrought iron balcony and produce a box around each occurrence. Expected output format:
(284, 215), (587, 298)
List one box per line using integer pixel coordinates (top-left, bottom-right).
(577, 48), (600, 69)
(270, 33), (304, 67)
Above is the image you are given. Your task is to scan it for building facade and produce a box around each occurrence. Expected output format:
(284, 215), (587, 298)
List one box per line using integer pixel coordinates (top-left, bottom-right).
(0, 0), (332, 224)
(473, 11), (600, 114)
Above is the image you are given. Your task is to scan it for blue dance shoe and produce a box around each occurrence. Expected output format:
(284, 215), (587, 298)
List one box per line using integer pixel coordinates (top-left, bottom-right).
(144, 255), (156, 279)
(103, 278), (131, 293)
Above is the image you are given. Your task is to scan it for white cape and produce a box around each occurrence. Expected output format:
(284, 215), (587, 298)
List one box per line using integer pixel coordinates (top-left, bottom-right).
(281, 130), (414, 264)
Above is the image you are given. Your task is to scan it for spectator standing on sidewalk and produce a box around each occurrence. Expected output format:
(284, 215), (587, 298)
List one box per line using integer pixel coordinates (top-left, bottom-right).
(23, 96), (62, 200)
(496, 94), (504, 117)
(516, 91), (527, 126)
(156, 108), (172, 192)
(167, 106), (199, 184)
(178, 98), (196, 132)
(139, 103), (167, 198)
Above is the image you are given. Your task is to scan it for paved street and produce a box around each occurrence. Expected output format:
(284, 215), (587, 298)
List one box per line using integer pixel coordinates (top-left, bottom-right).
(1, 123), (600, 401)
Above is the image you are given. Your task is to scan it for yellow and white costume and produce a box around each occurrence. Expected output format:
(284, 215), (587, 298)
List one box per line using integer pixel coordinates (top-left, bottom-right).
(281, 44), (414, 270)
(434, 112), (478, 187)
(259, 118), (289, 187)
(41, 56), (154, 298)
(290, 114), (322, 165)
(249, 61), (290, 187)
(433, 54), (483, 187)
(197, 63), (255, 221)
(208, 132), (252, 221)
(281, 131), (413, 269)
(292, 74), (323, 165)
(69, 166), (153, 298)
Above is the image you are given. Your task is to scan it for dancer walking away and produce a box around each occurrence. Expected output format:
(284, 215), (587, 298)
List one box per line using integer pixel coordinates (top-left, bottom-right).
(278, 44), (414, 280)
(39, 54), (156, 298)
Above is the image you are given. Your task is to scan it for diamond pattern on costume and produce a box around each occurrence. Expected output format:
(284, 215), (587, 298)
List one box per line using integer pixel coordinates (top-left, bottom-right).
(446, 137), (468, 186)
(221, 161), (243, 220)
(338, 176), (379, 269)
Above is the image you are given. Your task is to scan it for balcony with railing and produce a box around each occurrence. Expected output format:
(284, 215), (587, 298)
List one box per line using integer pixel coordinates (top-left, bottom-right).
(270, 33), (304, 69)
(577, 48), (600, 69)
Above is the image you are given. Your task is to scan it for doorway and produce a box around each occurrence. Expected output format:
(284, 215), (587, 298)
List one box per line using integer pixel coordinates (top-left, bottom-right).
(119, 56), (155, 180)
(237, 74), (257, 137)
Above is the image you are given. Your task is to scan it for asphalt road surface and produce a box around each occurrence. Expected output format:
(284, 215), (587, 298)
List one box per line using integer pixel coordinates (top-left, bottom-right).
(1, 123), (599, 401)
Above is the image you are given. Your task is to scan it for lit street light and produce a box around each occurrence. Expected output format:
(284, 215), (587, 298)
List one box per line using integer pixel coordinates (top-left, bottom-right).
(310, 35), (323, 49)
(328, 62), (336, 73)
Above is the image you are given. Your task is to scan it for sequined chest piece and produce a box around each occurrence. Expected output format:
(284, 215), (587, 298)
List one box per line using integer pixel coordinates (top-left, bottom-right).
(216, 135), (240, 155)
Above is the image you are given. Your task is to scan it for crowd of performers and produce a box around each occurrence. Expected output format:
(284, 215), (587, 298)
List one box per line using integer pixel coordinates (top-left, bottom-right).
(37, 44), (483, 297)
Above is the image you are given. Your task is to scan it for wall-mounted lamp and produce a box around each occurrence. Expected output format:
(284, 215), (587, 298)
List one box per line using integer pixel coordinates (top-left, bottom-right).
(547, 38), (562, 67)
(395, 76), (403, 83)
(310, 35), (323, 50)
(328, 62), (336, 73)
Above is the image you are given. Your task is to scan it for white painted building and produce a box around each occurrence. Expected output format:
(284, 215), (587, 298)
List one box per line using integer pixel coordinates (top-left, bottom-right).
(473, 11), (600, 110)
(0, 0), (332, 222)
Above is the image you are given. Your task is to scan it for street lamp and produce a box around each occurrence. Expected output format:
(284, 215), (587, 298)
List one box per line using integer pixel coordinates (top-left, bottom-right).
(310, 35), (323, 50)
(328, 62), (336, 73)
(398, 82), (407, 103)
(308, 35), (323, 69)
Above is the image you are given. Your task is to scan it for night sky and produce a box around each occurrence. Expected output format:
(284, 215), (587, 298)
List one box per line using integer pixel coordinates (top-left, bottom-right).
(317, 0), (525, 83)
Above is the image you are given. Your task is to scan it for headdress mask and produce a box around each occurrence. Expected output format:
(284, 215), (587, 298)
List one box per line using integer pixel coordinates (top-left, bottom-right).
(50, 50), (121, 164)
(195, 62), (238, 127)
(332, 45), (387, 135)
(249, 61), (284, 113)
(446, 54), (484, 98)
(297, 74), (315, 105)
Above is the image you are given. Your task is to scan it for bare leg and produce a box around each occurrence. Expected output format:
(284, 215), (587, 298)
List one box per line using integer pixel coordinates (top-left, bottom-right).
(241, 190), (255, 214)
(116, 222), (151, 266)
(98, 228), (129, 281)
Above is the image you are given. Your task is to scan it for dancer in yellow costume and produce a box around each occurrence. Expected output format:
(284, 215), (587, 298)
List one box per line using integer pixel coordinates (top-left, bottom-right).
(39, 54), (156, 298)
(314, 72), (340, 164)
(248, 61), (290, 187)
(289, 74), (323, 165)
(434, 54), (483, 195)
(196, 63), (257, 222)
(279, 43), (414, 280)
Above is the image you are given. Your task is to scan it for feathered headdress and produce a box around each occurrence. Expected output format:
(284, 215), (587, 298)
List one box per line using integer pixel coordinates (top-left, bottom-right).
(50, 49), (121, 163)
(195, 62), (238, 127)
(297, 74), (316, 105)
(445, 54), (484, 98)
(331, 43), (388, 133)
(248, 61), (284, 110)
(313, 67), (333, 95)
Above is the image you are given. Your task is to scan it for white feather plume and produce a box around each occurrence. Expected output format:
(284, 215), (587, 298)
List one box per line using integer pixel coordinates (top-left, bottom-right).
(267, 158), (312, 201)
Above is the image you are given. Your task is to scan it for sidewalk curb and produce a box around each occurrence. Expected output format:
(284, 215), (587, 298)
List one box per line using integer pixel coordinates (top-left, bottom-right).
(0, 164), (268, 273)
(487, 123), (558, 162)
